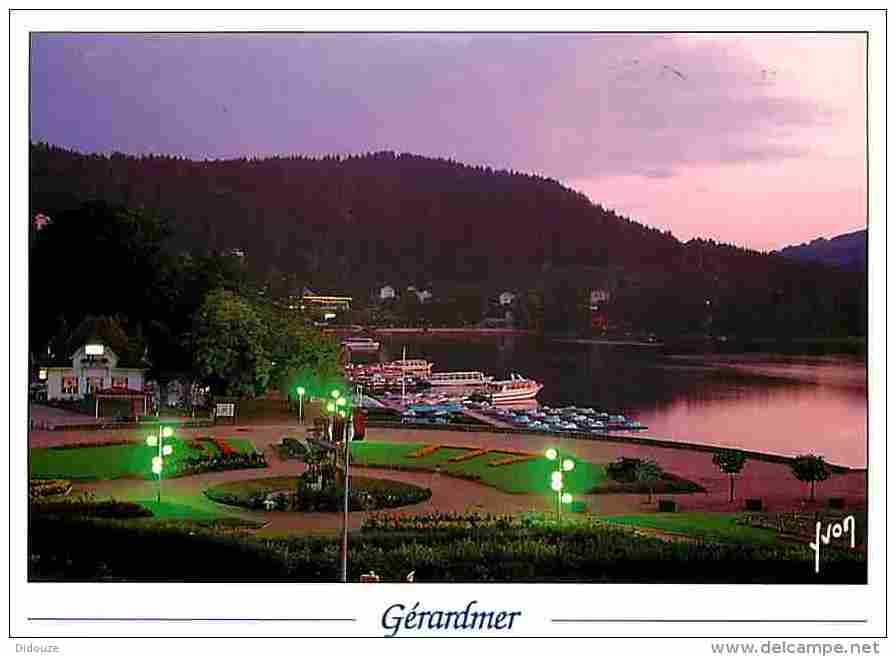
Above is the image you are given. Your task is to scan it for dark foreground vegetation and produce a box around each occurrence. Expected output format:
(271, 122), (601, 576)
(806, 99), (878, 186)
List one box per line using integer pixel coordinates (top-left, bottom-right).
(29, 515), (865, 584)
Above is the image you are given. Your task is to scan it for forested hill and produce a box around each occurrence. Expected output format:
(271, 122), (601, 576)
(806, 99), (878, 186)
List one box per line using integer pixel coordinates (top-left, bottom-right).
(776, 229), (867, 273)
(29, 143), (866, 337)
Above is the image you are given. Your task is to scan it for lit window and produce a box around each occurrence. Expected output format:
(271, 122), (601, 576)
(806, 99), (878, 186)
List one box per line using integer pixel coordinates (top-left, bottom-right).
(85, 344), (105, 356)
(61, 376), (79, 395)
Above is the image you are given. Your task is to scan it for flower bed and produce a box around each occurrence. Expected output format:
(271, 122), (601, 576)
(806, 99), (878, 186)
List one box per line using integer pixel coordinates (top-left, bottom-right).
(447, 448), (490, 463)
(49, 440), (135, 450)
(407, 445), (442, 458)
(29, 479), (72, 498)
(363, 512), (518, 531)
(204, 475), (431, 512)
(488, 455), (535, 467)
(209, 438), (236, 456)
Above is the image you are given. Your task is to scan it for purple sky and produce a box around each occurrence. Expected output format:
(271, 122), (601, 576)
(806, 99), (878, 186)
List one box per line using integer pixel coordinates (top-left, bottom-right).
(30, 33), (867, 251)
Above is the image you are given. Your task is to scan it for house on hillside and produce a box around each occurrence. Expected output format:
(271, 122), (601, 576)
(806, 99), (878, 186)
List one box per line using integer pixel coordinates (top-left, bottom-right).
(589, 288), (611, 310)
(379, 285), (396, 301)
(407, 286), (433, 303)
(499, 291), (517, 306)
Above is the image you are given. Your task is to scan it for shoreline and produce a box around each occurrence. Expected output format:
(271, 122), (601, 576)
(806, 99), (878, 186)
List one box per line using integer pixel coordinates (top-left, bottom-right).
(328, 326), (661, 346)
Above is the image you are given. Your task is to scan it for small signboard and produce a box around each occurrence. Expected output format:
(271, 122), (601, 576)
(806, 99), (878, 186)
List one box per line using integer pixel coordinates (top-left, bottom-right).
(215, 403), (235, 418)
(213, 397), (239, 425)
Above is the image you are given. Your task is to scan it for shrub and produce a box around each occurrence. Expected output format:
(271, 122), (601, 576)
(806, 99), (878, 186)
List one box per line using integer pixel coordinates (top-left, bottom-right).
(606, 457), (645, 483)
(276, 437), (308, 461)
(31, 494), (152, 519)
(28, 515), (867, 583)
(745, 499), (763, 511)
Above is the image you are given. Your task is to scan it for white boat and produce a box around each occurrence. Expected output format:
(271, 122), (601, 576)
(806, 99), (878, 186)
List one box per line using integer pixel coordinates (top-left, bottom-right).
(341, 337), (381, 351)
(426, 371), (493, 387)
(487, 374), (543, 404)
(384, 359), (433, 377)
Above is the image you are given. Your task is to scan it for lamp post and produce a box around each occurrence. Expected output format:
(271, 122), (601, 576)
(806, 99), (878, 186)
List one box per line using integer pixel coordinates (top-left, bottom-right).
(545, 448), (574, 523)
(296, 386), (306, 424)
(147, 425), (174, 504)
(340, 394), (352, 583)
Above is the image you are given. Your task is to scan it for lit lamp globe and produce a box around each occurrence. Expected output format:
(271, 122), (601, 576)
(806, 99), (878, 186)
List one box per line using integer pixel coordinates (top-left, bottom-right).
(331, 390), (341, 400)
(551, 479), (563, 492)
(162, 445), (173, 456)
(151, 462), (162, 475)
(296, 386), (305, 396)
(561, 492), (573, 504)
(338, 410), (347, 418)
(146, 435), (158, 447)
(326, 402), (336, 413)
(545, 448), (558, 461)
(336, 397), (347, 407)
(161, 427), (174, 438)
(551, 471), (563, 483)
(562, 459), (575, 472)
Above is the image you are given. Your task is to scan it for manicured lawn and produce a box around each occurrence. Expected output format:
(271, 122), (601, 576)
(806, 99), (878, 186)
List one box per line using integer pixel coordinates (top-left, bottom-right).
(136, 500), (228, 522)
(601, 513), (779, 545)
(30, 437), (260, 481)
(351, 441), (606, 495)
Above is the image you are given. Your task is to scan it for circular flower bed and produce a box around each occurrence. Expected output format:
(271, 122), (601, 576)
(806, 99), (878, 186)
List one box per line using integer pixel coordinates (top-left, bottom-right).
(204, 475), (431, 513)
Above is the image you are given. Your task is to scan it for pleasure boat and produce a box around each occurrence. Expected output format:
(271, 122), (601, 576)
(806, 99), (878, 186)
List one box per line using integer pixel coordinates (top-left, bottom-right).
(341, 337), (381, 352)
(383, 359), (434, 377)
(487, 374), (543, 404)
(425, 371), (493, 387)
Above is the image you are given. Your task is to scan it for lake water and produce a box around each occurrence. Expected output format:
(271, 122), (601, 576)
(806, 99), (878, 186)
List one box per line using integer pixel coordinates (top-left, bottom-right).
(358, 336), (867, 468)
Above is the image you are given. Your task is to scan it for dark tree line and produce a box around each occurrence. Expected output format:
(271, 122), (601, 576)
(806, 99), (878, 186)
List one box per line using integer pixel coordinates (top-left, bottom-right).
(30, 143), (866, 338)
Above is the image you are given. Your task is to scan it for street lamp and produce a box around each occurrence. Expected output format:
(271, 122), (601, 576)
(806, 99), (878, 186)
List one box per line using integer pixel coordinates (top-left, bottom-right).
(326, 401), (336, 440)
(296, 386), (306, 424)
(545, 448), (574, 522)
(339, 394), (354, 584)
(146, 425), (175, 503)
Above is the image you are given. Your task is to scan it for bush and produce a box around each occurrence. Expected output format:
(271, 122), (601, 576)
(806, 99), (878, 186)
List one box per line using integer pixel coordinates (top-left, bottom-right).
(28, 515), (867, 583)
(745, 499), (763, 511)
(31, 493), (152, 519)
(173, 451), (267, 477)
(275, 437), (308, 461)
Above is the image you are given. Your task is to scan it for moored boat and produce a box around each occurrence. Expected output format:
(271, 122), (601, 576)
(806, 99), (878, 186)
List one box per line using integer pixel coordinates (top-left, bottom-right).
(487, 373), (543, 404)
(383, 358), (433, 377)
(341, 337), (381, 351)
(426, 371), (493, 386)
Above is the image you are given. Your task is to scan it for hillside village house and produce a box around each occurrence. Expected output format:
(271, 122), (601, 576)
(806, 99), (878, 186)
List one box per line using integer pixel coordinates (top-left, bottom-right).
(499, 291), (517, 306)
(407, 286), (433, 303)
(45, 342), (148, 416)
(590, 288), (611, 310)
(379, 285), (396, 301)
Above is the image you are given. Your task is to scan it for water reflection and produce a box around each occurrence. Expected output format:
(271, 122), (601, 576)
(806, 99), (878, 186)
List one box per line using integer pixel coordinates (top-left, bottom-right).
(364, 336), (867, 468)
